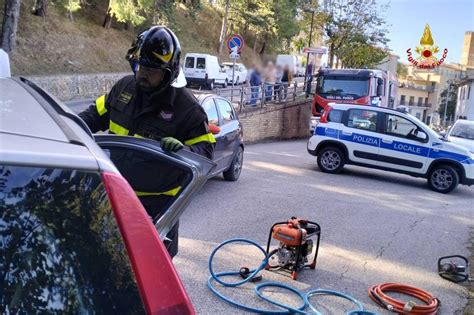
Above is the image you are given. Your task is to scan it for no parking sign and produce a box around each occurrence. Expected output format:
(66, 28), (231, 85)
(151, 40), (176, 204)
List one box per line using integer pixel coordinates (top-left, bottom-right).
(227, 34), (244, 54)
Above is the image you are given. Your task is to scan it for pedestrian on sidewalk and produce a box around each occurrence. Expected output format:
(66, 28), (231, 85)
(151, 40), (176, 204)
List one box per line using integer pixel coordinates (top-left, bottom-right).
(249, 65), (261, 106)
(281, 65), (292, 100)
(274, 65), (283, 101)
(263, 61), (276, 102)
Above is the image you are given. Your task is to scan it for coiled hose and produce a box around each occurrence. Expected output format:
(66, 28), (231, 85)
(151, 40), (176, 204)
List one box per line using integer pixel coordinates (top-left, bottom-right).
(368, 283), (440, 314)
(207, 238), (377, 314)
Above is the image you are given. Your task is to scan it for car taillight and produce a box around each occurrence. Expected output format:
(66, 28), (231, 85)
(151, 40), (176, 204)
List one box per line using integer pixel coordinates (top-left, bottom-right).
(102, 172), (195, 315)
(319, 106), (332, 123)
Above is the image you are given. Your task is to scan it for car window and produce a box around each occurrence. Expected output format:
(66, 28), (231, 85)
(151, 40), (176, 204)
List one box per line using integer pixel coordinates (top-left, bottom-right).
(196, 58), (206, 69)
(0, 165), (145, 314)
(347, 109), (378, 131)
(215, 98), (235, 124)
(328, 109), (343, 123)
(202, 98), (220, 126)
(185, 57), (194, 68)
(450, 123), (474, 140)
(100, 147), (192, 222)
(385, 114), (420, 139)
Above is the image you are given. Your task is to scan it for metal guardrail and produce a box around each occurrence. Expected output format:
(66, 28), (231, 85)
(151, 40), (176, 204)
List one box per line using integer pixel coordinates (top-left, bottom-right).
(215, 80), (317, 112)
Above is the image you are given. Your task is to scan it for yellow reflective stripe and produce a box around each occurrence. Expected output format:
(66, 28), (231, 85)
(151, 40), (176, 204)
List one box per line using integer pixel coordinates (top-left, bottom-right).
(109, 121), (129, 135)
(134, 134), (144, 138)
(135, 186), (182, 197)
(184, 133), (216, 146)
(95, 95), (107, 116)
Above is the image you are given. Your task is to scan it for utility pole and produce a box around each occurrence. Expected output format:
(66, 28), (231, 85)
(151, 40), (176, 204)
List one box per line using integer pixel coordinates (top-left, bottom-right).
(304, 9), (315, 95)
(443, 82), (452, 127)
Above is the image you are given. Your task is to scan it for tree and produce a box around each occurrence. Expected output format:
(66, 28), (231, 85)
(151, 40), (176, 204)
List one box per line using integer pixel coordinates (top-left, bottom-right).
(397, 62), (408, 78)
(63, 0), (82, 21)
(103, 0), (154, 29)
(438, 86), (458, 124)
(1, 0), (21, 53)
(337, 32), (388, 68)
(318, 0), (389, 67)
(33, 0), (48, 17)
(218, 0), (231, 54)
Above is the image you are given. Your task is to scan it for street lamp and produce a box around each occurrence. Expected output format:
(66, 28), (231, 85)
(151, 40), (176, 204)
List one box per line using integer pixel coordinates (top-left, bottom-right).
(443, 81), (454, 127)
(304, 8), (316, 96)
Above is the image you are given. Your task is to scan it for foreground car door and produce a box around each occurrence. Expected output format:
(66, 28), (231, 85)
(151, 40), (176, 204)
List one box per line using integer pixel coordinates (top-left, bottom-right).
(94, 135), (215, 238)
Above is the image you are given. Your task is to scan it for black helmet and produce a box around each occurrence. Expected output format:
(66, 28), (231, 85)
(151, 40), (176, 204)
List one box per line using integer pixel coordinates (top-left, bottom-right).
(126, 26), (182, 88)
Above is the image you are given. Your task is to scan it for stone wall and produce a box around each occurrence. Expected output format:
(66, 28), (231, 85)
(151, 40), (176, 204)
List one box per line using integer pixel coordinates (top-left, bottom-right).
(239, 100), (311, 143)
(26, 72), (129, 101)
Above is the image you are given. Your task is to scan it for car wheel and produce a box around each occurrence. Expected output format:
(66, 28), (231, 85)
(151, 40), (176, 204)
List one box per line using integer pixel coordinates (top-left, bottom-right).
(317, 146), (345, 174)
(236, 76), (239, 85)
(223, 146), (243, 181)
(208, 80), (215, 90)
(428, 165), (459, 193)
(223, 79), (228, 88)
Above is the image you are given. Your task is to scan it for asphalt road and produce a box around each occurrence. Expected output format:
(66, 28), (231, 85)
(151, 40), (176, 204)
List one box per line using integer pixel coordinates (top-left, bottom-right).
(174, 139), (473, 314)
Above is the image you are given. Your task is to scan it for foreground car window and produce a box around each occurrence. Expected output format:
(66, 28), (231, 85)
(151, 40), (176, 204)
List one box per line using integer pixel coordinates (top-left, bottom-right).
(0, 165), (145, 314)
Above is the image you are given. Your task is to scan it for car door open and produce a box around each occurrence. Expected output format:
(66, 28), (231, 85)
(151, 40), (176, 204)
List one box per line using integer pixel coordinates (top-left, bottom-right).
(94, 134), (215, 238)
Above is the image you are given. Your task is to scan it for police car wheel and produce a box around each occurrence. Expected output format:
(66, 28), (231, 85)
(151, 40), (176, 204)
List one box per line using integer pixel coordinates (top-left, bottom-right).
(317, 146), (345, 174)
(223, 146), (243, 181)
(428, 165), (459, 193)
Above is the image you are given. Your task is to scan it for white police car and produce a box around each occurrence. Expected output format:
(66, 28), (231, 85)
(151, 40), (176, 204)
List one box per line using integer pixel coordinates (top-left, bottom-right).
(307, 104), (474, 193)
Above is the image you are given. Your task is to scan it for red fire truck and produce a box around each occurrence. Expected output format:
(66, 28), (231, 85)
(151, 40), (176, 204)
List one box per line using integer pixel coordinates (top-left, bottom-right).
(309, 68), (398, 133)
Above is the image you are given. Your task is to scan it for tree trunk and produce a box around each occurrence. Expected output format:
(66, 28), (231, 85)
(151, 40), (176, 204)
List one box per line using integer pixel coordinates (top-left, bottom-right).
(33, 0), (48, 17)
(259, 41), (266, 55)
(103, 0), (112, 28)
(67, 9), (74, 22)
(218, 0), (230, 54)
(1, 0), (21, 53)
(328, 43), (335, 68)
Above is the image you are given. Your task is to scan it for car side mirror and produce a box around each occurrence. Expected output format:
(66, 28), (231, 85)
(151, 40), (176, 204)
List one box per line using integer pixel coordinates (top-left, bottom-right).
(209, 123), (221, 135)
(416, 130), (428, 142)
(376, 84), (383, 97)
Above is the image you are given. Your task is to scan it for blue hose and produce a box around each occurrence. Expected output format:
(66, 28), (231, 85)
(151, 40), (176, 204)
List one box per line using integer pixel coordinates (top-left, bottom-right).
(207, 238), (378, 314)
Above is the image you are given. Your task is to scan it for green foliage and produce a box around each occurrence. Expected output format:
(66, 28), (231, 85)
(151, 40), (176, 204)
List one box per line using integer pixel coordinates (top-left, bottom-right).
(397, 62), (408, 78)
(108, 0), (154, 26)
(337, 32), (388, 68)
(438, 87), (458, 121)
(63, 0), (81, 13)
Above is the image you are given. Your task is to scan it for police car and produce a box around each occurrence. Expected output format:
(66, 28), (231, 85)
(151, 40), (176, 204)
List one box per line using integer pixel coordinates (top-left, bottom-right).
(307, 104), (474, 193)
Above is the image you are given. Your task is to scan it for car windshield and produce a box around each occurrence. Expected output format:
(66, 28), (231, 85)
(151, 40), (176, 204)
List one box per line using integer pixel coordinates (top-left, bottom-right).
(316, 76), (369, 100)
(450, 123), (474, 140)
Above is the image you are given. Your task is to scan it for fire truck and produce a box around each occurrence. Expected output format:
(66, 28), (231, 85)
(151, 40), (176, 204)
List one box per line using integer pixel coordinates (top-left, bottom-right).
(309, 68), (398, 133)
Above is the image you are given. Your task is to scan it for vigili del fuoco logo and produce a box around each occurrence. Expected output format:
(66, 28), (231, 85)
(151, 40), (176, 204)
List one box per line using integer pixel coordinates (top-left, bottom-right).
(406, 24), (448, 69)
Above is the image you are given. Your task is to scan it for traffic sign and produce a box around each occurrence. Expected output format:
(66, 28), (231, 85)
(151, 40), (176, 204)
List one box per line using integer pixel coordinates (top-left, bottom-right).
(229, 50), (240, 60)
(227, 34), (244, 53)
(303, 47), (327, 54)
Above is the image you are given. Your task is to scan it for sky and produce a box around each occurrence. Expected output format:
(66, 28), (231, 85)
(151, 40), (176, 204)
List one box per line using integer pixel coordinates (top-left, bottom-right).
(383, 0), (474, 64)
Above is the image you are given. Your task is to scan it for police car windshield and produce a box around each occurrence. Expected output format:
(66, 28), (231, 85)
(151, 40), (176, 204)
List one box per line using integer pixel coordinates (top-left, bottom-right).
(451, 123), (474, 140)
(317, 76), (369, 100)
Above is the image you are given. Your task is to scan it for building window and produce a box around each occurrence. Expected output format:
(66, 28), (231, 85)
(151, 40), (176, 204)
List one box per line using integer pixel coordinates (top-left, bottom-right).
(400, 95), (406, 105)
(409, 96), (414, 105)
(417, 97), (423, 106)
(424, 97), (428, 105)
(468, 86), (471, 100)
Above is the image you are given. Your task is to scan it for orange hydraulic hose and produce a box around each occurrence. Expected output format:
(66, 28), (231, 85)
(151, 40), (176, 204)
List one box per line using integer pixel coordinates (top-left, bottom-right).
(368, 283), (440, 314)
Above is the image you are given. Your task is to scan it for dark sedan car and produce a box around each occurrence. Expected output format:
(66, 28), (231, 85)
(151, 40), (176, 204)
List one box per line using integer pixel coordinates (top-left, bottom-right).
(198, 94), (244, 181)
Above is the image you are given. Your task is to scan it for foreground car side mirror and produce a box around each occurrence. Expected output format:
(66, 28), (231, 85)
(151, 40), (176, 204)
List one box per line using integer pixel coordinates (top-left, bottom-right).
(209, 123), (221, 135)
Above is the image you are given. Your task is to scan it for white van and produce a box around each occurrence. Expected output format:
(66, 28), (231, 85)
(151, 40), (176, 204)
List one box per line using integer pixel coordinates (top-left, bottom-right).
(276, 54), (298, 76)
(183, 53), (228, 90)
(221, 62), (248, 85)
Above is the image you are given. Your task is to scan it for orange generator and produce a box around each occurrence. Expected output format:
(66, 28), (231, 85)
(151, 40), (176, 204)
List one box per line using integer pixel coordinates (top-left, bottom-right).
(265, 217), (321, 280)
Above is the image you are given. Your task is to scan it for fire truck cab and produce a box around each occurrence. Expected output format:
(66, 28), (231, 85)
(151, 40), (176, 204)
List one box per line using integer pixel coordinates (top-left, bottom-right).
(310, 68), (397, 134)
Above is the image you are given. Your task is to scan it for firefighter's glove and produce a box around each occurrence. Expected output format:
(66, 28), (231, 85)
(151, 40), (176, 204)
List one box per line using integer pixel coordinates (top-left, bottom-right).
(161, 137), (184, 152)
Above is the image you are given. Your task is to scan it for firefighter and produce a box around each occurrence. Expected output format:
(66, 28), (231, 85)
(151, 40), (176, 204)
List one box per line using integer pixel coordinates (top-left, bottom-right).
(79, 26), (215, 257)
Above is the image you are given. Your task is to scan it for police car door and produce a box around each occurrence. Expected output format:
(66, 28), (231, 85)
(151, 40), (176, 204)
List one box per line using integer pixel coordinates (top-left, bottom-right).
(378, 113), (429, 174)
(340, 108), (380, 166)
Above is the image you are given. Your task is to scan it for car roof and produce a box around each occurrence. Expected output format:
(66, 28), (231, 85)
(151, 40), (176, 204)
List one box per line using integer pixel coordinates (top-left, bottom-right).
(0, 77), (115, 172)
(329, 103), (408, 115)
(453, 119), (474, 126)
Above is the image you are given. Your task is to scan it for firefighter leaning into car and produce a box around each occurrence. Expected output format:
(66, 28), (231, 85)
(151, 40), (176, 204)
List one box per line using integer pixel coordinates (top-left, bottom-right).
(79, 26), (215, 257)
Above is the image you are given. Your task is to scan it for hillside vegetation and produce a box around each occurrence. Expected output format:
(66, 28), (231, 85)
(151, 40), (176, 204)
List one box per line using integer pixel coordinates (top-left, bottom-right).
(1, 1), (261, 76)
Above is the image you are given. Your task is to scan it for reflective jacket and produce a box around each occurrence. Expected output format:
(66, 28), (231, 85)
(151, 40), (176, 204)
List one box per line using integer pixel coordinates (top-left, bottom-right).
(79, 75), (215, 207)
